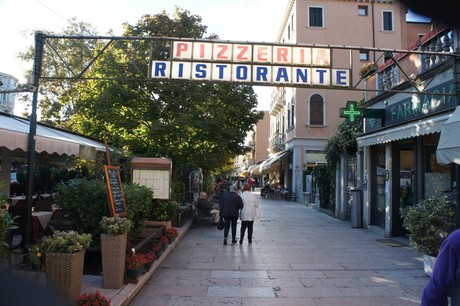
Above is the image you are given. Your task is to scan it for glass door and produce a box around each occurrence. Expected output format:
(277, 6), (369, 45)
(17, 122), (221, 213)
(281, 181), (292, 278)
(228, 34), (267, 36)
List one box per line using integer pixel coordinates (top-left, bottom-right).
(371, 144), (386, 228)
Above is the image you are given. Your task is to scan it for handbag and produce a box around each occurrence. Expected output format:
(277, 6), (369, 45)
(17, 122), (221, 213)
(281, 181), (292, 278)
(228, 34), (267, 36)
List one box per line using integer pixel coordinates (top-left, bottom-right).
(217, 217), (225, 230)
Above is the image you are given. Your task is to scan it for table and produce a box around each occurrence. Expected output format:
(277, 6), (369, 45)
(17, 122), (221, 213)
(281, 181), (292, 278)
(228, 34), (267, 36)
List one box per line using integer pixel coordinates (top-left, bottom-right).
(32, 211), (53, 229)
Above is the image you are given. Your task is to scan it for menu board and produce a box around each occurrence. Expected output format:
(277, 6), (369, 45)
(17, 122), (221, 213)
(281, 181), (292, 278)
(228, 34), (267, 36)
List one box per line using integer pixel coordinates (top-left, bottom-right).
(132, 169), (170, 199)
(104, 165), (127, 217)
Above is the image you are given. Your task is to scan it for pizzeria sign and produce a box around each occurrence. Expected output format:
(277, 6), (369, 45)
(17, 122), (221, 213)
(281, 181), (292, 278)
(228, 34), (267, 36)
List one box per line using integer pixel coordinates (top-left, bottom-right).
(151, 41), (351, 88)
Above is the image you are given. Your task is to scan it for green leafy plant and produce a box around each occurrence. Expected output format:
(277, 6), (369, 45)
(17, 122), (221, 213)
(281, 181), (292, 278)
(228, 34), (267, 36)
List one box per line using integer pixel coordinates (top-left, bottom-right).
(123, 183), (153, 241)
(100, 215), (132, 236)
(0, 211), (17, 262)
(40, 230), (92, 254)
(148, 200), (177, 221)
(400, 193), (456, 257)
(55, 178), (110, 245)
(77, 290), (111, 306)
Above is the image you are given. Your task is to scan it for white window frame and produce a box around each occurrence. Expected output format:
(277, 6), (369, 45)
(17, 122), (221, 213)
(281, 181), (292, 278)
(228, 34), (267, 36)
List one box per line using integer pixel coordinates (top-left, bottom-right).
(382, 10), (394, 31)
(308, 6), (324, 28)
(358, 5), (368, 16)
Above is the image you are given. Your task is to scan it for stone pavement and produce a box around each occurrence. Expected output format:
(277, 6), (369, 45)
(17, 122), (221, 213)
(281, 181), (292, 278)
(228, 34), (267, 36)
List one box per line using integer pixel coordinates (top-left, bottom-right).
(125, 191), (428, 306)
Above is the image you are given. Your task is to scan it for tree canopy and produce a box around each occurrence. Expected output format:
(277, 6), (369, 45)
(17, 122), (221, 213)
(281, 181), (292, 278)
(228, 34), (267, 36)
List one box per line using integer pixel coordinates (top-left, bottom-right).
(19, 7), (264, 174)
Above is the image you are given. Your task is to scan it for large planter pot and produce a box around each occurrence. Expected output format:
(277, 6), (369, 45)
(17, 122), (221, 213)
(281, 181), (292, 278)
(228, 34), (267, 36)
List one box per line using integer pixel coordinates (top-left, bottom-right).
(144, 220), (171, 229)
(101, 233), (128, 289)
(423, 254), (437, 277)
(46, 250), (85, 304)
(126, 267), (143, 280)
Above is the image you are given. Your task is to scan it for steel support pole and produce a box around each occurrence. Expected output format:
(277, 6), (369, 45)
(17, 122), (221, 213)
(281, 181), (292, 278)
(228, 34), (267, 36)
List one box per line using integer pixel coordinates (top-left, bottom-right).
(454, 48), (460, 229)
(25, 32), (44, 245)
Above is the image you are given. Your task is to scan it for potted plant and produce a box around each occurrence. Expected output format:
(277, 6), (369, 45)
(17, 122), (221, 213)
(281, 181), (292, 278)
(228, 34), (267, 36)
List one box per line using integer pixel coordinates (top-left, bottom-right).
(165, 227), (179, 244)
(400, 193), (455, 275)
(141, 250), (156, 273)
(125, 252), (144, 280)
(100, 215), (132, 289)
(40, 230), (92, 303)
(145, 200), (178, 229)
(77, 290), (111, 306)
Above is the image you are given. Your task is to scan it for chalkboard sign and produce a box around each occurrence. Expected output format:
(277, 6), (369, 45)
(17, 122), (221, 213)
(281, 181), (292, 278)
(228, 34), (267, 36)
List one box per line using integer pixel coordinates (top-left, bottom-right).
(104, 165), (127, 217)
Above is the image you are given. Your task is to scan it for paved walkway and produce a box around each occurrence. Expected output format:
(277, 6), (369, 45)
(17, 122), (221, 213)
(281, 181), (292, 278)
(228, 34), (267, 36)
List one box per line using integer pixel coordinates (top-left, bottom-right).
(127, 192), (428, 306)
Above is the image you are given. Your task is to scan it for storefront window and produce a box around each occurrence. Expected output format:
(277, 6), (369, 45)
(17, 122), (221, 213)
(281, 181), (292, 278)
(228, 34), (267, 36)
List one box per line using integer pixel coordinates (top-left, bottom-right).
(424, 134), (453, 197)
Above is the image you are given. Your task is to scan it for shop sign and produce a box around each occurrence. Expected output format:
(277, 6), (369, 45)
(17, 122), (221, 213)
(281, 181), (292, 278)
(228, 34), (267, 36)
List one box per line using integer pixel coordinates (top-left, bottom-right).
(385, 80), (456, 126)
(151, 41), (351, 88)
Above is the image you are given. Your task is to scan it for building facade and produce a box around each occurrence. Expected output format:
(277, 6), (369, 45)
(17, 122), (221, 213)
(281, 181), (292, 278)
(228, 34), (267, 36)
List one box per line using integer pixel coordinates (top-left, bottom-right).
(357, 25), (458, 237)
(0, 72), (18, 114)
(259, 0), (431, 203)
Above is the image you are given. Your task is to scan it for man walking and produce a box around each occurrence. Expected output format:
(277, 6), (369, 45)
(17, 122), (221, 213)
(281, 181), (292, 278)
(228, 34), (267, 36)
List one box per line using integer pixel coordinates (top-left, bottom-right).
(219, 184), (243, 245)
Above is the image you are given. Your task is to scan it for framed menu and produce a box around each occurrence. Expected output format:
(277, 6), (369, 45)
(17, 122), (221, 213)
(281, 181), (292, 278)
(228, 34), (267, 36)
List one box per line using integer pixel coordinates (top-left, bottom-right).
(104, 165), (127, 217)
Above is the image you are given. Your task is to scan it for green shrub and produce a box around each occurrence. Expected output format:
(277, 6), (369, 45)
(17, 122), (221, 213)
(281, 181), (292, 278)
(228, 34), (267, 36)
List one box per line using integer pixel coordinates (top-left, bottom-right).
(401, 193), (456, 257)
(148, 200), (177, 221)
(123, 183), (153, 241)
(55, 178), (110, 245)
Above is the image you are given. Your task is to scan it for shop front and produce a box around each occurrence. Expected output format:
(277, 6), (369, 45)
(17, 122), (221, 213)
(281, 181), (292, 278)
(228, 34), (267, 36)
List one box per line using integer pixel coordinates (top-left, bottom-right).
(358, 77), (457, 237)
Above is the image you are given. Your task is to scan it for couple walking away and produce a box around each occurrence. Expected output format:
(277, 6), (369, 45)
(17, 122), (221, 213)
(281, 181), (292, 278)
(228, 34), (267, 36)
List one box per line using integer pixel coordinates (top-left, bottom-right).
(219, 183), (259, 245)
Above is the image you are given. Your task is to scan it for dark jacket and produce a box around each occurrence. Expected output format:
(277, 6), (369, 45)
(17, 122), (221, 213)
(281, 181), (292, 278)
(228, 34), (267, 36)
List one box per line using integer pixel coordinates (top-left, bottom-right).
(422, 229), (460, 306)
(219, 191), (243, 218)
(196, 198), (212, 213)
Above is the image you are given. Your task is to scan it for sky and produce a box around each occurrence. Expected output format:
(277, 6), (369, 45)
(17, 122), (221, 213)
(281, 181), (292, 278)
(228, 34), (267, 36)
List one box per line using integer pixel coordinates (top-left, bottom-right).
(0, 0), (289, 114)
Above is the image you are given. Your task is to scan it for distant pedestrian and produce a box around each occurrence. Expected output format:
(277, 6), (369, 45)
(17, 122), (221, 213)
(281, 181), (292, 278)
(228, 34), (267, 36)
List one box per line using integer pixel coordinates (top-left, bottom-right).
(421, 228), (460, 306)
(239, 184), (259, 244)
(247, 176), (255, 191)
(219, 184), (243, 245)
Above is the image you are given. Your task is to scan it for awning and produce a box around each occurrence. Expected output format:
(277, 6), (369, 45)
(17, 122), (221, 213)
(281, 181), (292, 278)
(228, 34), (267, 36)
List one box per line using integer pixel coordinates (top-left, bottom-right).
(247, 163), (260, 174)
(357, 113), (451, 147)
(436, 106), (460, 165)
(261, 150), (291, 174)
(0, 113), (109, 157)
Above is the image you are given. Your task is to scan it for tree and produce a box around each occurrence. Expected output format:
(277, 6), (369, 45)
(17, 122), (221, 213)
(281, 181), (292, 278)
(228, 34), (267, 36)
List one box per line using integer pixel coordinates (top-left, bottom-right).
(19, 8), (263, 175)
(18, 18), (100, 125)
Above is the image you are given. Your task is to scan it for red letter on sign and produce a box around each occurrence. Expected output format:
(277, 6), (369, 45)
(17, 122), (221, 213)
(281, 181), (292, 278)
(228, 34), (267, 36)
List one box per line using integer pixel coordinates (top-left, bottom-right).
(276, 48), (289, 63)
(256, 47), (269, 62)
(236, 45), (250, 61)
(215, 45), (230, 60)
(175, 43), (189, 58)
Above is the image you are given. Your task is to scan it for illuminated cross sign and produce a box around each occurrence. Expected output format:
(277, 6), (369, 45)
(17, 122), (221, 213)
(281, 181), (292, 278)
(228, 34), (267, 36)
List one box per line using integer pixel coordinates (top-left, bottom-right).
(340, 101), (362, 122)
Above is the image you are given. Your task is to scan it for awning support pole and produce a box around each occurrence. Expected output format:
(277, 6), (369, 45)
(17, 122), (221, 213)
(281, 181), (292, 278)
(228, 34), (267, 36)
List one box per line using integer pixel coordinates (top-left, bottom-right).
(454, 48), (460, 229)
(25, 32), (44, 245)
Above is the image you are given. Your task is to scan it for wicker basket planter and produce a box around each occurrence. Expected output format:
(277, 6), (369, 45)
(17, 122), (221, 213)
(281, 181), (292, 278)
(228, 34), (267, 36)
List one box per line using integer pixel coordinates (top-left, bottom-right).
(101, 233), (127, 289)
(45, 250), (85, 304)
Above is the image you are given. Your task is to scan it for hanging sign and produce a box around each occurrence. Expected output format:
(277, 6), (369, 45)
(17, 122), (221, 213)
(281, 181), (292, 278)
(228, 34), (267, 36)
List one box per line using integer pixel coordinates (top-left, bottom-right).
(151, 40), (351, 88)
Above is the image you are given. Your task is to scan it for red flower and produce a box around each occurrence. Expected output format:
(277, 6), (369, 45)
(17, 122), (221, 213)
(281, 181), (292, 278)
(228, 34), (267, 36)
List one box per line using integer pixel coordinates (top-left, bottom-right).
(77, 290), (111, 306)
(142, 251), (156, 263)
(126, 253), (143, 270)
(165, 227), (179, 239)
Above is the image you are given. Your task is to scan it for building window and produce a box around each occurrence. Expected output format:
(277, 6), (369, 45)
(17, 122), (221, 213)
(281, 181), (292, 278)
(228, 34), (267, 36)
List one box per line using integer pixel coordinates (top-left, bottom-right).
(359, 51), (369, 61)
(383, 11), (393, 31)
(309, 94), (324, 125)
(358, 5), (368, 16)
(291, 103), (295, 127)
(309, 7), (323, 27)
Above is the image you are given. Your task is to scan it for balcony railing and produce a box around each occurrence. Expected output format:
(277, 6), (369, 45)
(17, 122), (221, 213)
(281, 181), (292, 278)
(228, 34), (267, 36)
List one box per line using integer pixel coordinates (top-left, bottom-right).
(269, 89), (286, 116)
(376, 26), (453, 93)
(268, 132), (285, 152)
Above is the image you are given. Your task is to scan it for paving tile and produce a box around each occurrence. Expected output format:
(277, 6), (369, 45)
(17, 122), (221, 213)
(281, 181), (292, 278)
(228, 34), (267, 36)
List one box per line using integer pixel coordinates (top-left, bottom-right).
(211, 270), (269, 279)
(242, 297), (317, 306)
(207, 285), (275, 297)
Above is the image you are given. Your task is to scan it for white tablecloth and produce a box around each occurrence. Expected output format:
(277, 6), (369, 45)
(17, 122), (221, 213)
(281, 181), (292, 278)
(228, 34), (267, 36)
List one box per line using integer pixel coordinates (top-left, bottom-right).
(32, 211), (53, 229)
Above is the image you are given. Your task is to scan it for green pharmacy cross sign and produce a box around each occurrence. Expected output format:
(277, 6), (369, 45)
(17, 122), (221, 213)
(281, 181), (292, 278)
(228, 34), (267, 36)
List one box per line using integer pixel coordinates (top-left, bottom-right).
(340, 101), (362, 122)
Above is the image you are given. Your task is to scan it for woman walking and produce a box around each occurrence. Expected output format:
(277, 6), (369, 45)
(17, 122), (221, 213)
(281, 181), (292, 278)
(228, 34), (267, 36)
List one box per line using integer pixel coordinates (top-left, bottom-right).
(239, 184), (260, 244)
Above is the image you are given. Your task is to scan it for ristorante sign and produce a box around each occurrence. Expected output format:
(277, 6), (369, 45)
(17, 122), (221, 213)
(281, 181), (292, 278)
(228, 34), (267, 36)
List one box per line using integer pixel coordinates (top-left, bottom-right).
(151, 41), (351, 88)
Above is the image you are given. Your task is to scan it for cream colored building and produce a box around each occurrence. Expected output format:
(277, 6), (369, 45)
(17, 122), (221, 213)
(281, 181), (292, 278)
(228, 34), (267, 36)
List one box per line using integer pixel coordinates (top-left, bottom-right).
(263, 0), (431, 200)
(0, 72), (18, 114)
